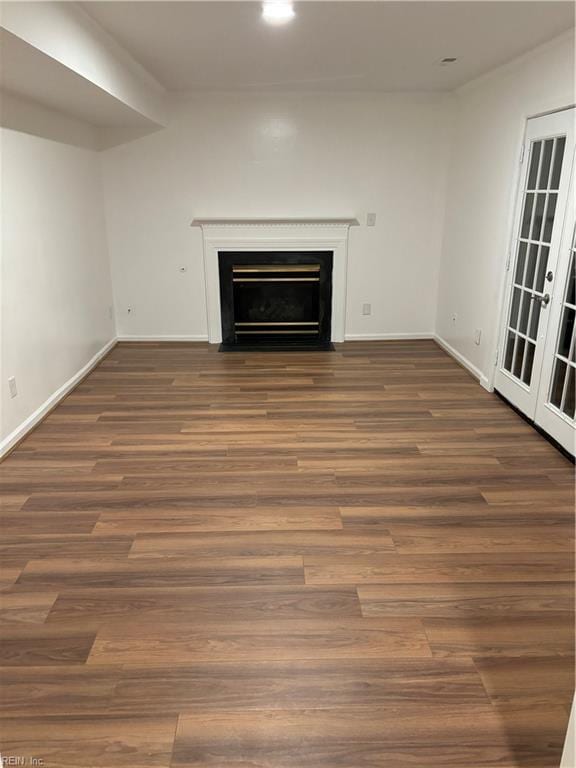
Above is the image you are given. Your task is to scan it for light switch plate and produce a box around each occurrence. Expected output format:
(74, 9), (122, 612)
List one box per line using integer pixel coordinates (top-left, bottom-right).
(366, 213), (376, 227)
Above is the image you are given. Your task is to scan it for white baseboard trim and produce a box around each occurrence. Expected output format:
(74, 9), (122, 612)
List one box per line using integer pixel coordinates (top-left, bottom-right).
(433, 334), (490, 388)
(0, 332), (495, 458)
(344, 333), (435, 341)
(117, 335), (209, 342)
(0, 337), (117, 459)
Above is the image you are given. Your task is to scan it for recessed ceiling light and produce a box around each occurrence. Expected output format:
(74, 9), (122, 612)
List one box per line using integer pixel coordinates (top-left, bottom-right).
(262, 1), (295, 25)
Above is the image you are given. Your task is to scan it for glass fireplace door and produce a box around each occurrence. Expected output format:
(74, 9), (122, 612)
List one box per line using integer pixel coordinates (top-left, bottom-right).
(233, 264), (321, 341)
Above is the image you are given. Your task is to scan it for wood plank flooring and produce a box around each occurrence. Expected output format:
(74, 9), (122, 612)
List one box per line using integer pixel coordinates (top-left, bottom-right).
(0, 339), (573, 767)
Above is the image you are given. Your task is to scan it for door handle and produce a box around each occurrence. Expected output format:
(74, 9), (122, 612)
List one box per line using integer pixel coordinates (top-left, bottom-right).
(537, 293), (551, 307)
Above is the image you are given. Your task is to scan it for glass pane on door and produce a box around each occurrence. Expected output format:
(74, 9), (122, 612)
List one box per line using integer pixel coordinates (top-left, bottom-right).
(548, 231), (576, 420)
(503, 136), (567, 386)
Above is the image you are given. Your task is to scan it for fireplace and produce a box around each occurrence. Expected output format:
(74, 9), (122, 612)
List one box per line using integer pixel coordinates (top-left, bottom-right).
(192, 217), (358, 344)
(218, 251), (333, 350)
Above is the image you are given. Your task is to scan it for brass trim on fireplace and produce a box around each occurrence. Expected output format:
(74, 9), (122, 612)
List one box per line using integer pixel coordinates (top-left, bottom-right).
(236, 330), (318, 335)
(235, 322), (319, 327)
(233, 265), (320, 273)
(233, 278), (320, 283)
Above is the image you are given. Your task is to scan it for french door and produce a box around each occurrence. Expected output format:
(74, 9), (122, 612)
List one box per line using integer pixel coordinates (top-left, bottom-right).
(495, 108), (575, 455)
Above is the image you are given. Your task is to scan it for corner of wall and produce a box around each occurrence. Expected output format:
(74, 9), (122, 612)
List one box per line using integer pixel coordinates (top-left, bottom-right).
(432, 91), (459, 340)
(96, 146), (118, 339)
(433, 30), (574, 392)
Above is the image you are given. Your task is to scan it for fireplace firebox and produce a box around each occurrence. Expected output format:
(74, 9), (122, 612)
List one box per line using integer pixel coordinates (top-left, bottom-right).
(218, 251), (333, 350)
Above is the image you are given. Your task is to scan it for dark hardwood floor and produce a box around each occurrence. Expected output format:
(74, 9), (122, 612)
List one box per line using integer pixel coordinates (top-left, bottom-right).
(0, 340), (574, 767)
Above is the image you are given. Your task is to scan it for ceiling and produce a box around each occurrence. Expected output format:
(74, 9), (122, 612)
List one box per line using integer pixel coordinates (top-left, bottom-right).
(81, 1), (574, 92)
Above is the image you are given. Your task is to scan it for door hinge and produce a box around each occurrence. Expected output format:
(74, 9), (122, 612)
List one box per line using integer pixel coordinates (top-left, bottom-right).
(519, 144), (526, 164)
(505, 250), (511, 272)
(495, 348), (499, 366)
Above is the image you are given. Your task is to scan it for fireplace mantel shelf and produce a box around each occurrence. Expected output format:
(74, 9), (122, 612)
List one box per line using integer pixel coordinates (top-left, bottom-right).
(191, 217), (359, 228)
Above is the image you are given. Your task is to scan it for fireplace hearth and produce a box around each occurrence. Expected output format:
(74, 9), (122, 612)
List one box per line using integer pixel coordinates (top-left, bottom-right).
(218, 251), (333, 350)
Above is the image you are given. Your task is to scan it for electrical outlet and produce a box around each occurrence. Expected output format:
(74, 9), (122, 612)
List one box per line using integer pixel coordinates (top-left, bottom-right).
(474, 329), (482, 345)
(362, 303), (372, 316)
(451, 313), (457, 324)
(366, 213), (376, 227)
(8, 376), (17, 398)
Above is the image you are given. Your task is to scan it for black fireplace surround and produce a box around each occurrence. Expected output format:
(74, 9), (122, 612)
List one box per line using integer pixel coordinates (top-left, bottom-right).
(218, 251), (333, 351)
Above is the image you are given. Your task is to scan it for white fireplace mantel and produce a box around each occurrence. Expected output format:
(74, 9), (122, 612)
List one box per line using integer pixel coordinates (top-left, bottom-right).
(191, 217), (360, 228)
(191, 217), (359, 344)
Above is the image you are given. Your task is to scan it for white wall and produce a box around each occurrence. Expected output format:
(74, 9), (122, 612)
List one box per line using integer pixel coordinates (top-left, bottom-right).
(101, 92), (453, 340)
(436, 32), (575, 385)
(1, 127), (115, 451)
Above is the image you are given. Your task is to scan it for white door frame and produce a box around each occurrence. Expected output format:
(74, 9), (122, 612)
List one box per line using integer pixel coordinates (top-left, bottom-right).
(494, 109), (574, 416)
(488, 104), (576, 393)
